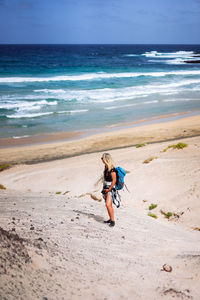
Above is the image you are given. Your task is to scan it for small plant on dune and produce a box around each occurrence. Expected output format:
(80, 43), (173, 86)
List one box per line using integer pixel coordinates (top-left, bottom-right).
(163, 142), (188, 152)
(160, 210), (175, 219)
(160, 209), (184, 220)
(63, 191), (70, 195)
(166, 212), (173, 219)
(192, 227), (200, 231)
(148, 212), (158, 219)
(0, 184), (6, 190)
(143, 156), (158, 164)
(56, 191), (62, 195)
(149, 203), (157, 210)
(174, 142), (188, 149)
(0, 164), (10, 172)
(136, 143), (147, 148)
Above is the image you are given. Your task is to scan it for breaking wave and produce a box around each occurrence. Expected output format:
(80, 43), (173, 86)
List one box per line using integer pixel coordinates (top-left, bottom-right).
(1, 69), (200, 83)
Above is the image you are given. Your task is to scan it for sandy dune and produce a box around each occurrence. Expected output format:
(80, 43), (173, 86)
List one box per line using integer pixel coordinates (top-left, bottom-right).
(0, 133), (200, 299)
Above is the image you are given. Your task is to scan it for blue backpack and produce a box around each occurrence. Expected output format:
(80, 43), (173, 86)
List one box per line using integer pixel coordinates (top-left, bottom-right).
(115, 167), (126, 190)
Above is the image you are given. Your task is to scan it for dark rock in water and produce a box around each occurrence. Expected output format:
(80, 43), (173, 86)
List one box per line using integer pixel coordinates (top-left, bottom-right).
(184, 60), (200, 64)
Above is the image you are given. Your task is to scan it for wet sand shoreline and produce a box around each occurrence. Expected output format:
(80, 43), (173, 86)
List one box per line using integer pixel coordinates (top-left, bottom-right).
(0, 113), (200, 165)
(0, 110), (199, 149)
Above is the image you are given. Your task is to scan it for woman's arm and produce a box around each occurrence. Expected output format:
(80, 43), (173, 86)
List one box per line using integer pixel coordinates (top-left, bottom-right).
(105, 171), (117, 193)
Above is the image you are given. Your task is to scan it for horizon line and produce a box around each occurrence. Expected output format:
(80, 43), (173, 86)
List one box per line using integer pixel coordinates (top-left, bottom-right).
(0, 43), (200, 46)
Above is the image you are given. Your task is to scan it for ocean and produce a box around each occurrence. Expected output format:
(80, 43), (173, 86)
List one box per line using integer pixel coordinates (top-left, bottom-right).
(0, 44), (200, 139)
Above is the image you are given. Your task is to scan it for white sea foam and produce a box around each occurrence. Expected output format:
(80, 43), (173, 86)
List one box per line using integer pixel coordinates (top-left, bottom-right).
(149, 58), (199, 65)
(13, 135), (30, 139)
(144, 50), (199, 65)
(2, 78), (200, 112)
(105, 103), (139, 110)
(57, 109), (88, 114)
(166, 58), (200, 65)
(34, 89), (66, 94)
(123, 54), (139, 57)
(0, 100), (57, 110)
(148, 59), (186, 65)
(143, 50), (194, 58)
(7, 112), (54, 119)
(6, 108), (89, 119)
(1, 69), (200, 83)
(31, 78), (200, 104)
(2, 77), (200, 120)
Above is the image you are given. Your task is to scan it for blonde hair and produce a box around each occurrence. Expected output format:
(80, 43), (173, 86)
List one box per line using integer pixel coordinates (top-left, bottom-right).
(102, 153), (115, 171)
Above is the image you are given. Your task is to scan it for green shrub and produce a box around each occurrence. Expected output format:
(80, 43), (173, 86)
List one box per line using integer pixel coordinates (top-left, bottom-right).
(163, 143), (188, 152)
(0, 164), (10, 172)
(136, 143), (147, 148)
(149, 203), (157, 210)
(166, 212), (173, 219)
(148, 212), (158, 219)
(56, 191), (62, 195)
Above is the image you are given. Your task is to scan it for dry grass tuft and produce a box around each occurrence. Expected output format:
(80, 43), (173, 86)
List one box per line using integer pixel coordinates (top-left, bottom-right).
(79, 193), (102, 202)
(0, 184), (6, 190)
(143, 156), (158, 164)
(192, 227), (200, 231)
(0, 164), (10, 172)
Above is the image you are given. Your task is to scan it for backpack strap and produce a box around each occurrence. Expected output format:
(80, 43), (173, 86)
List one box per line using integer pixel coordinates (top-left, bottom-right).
(124, 183), (130, 193)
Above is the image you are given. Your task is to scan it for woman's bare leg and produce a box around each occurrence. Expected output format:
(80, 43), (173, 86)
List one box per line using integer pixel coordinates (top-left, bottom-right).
(105, 193), (114, 221)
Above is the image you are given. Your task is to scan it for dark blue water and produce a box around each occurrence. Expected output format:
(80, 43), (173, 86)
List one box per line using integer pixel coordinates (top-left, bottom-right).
(0, 44), (200, 138)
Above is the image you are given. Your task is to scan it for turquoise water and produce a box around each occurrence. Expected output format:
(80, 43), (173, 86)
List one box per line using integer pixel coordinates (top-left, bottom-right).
(0, 44), (200, 138)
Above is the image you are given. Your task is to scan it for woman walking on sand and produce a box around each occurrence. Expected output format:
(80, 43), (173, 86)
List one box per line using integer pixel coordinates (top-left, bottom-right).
(101, 153), (117, 227)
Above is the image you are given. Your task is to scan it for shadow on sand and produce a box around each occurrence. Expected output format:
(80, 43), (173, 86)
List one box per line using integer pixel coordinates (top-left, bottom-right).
(73, 209), (105, 224)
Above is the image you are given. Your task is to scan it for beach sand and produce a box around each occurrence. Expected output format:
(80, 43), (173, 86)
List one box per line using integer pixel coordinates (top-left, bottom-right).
(0, 113), (200, 165)
(0, 114), (200, 299)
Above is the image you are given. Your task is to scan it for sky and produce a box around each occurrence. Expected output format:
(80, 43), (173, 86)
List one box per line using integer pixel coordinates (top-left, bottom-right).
(0, 0), (200, 44)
